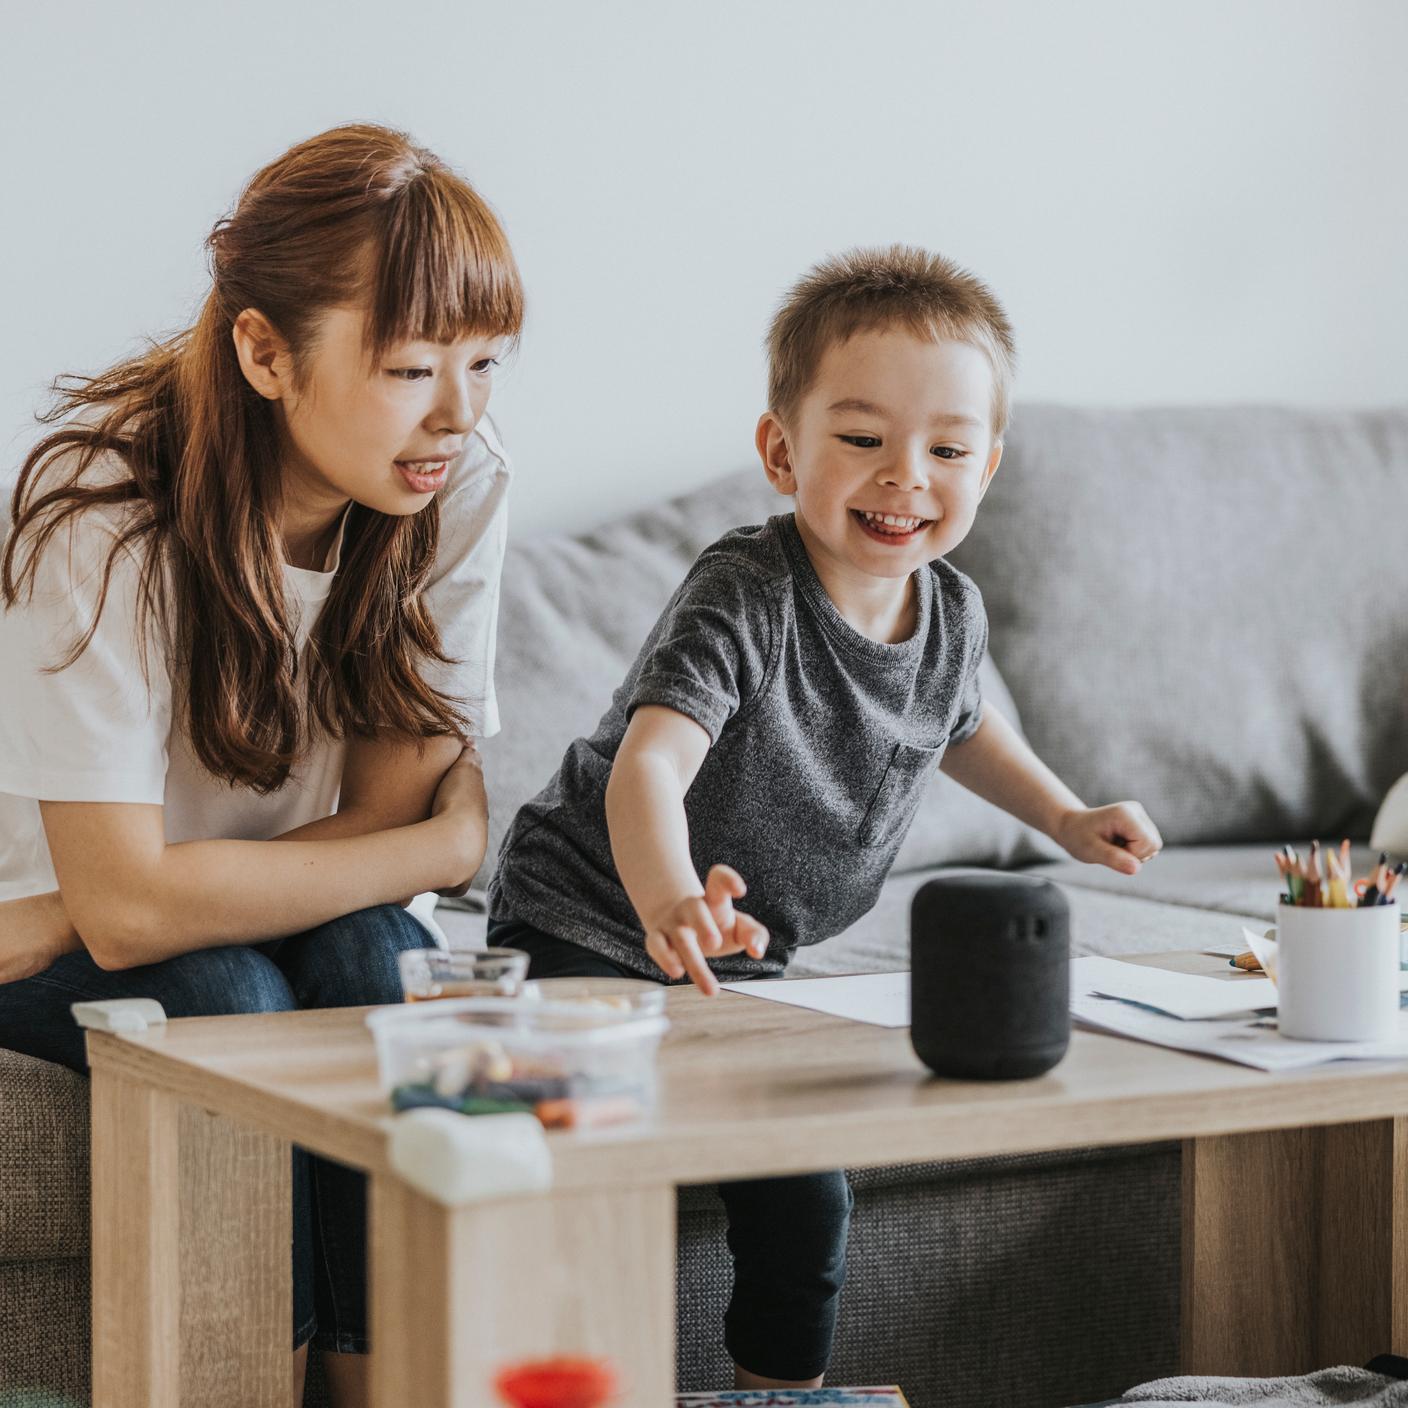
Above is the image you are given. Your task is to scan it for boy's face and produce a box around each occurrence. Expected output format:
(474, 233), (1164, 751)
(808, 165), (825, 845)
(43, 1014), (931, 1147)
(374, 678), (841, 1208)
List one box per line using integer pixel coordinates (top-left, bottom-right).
(757, 327), (1002, 581)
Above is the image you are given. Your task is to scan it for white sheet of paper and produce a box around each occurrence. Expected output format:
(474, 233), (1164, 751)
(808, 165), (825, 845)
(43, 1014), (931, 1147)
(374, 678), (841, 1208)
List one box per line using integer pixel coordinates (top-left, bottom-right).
(720, 972), (910, 1028)
(1072, 990), (1408, 1071)
(1071, 955), (1276, 1019)
(1240, 926), (1279, 985)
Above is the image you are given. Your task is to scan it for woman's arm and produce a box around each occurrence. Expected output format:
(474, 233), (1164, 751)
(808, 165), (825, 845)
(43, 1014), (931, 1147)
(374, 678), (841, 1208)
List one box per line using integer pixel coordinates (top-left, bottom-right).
(39, 747), (485, 970)
(275, 733), (487, 900)
(278, 733), (483, 845)
(0, 891), (84, 985)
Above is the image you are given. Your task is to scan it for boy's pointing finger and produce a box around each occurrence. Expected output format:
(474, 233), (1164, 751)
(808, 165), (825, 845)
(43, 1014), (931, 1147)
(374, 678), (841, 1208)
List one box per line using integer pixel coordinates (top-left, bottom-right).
(671, 927), (718, 995)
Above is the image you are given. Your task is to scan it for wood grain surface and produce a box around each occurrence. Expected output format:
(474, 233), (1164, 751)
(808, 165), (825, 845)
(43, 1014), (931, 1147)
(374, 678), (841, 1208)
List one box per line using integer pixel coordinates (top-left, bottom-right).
(84, 950), (1408, 1403)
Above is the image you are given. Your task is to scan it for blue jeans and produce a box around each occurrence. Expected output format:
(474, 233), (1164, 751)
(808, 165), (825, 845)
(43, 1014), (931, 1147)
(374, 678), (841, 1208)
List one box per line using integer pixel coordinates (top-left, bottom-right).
(0, 903), (436, 1354)
(489, 915), (854, 1383)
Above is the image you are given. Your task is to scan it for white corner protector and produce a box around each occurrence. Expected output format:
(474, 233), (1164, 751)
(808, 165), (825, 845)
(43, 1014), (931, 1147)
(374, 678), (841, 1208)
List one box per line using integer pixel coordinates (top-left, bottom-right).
(71, 998), (168, 1034)
(388, 1109), (553, 1207)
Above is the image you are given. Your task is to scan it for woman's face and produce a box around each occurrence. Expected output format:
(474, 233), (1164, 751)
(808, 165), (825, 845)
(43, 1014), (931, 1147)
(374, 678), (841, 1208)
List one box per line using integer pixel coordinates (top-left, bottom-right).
(242, 304), (508, 516)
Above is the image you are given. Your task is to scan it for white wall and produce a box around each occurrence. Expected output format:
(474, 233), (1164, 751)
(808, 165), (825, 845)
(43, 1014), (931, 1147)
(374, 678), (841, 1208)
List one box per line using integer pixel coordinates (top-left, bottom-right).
(4, 0), (1405, 536)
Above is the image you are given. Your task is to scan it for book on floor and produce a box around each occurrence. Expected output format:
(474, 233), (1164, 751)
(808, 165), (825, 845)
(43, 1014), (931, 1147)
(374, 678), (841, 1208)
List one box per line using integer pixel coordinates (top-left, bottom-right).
(675, 1389), (911, 1406)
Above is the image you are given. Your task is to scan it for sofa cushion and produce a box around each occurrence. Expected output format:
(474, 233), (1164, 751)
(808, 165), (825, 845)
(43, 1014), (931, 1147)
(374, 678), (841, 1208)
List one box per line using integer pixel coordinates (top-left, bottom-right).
(1028, 841), (1386, 924)
(0, 1048), (89, 1261)
(949, 404), (1408, 846)
(477, 467), (1058, 892)
(676, 1141), (1179, 1212)
(0, 1256), (90, 1398)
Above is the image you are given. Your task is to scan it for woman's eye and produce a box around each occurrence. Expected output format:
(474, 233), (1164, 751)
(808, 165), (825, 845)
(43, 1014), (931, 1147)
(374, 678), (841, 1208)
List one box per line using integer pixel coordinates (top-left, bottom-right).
(471, 357), (500, 374)
(931, 446), (966, 460)
(388, 368), (433, 381)
(839, 435), (881, 448)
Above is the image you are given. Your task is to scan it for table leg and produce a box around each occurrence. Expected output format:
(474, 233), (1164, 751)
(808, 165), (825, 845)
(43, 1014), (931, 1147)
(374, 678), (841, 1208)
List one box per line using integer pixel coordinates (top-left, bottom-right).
(1181, 1118), (1408, 1375)
(90, 1069), (290, 1408)
(371, 1177), (676, 1408)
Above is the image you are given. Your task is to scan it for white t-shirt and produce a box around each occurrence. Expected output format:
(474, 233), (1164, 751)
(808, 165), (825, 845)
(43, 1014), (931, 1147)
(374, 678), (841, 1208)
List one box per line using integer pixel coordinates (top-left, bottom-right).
(0, 417), (511, 907)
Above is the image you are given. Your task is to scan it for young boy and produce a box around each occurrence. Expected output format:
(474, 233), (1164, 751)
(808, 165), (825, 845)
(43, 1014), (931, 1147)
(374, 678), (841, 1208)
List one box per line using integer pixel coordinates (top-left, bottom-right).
(488, 245), (1162, 1389)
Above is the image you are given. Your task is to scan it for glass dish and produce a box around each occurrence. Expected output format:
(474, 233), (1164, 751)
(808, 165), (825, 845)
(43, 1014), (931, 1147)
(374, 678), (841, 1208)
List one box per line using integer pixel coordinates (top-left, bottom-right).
(397, 946), (529, 1002)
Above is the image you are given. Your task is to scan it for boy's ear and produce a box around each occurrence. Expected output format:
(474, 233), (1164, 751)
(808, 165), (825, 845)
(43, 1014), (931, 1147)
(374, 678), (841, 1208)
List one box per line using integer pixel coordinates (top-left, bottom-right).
(979, 439), (1003, 501)
(232, 308), (294, 401)
(755, 411), (798, 496)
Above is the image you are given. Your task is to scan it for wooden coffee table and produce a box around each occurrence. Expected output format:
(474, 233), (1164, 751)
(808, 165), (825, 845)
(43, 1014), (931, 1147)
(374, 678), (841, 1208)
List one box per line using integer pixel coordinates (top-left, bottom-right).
(84, 952), (1408, 1407)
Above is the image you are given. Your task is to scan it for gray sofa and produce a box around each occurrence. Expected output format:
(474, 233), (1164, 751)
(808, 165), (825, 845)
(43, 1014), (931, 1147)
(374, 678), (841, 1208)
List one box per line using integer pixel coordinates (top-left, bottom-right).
(4, 403), (1406, 1408)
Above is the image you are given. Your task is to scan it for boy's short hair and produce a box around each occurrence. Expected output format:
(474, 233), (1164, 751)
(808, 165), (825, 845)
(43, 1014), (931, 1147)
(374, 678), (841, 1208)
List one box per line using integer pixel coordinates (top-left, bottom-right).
(766, 244), (1016, 437)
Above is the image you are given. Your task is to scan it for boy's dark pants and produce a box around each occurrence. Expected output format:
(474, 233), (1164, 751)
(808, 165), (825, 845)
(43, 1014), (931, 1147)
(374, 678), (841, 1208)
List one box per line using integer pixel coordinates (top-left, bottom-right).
(489, 916), (853, 1383)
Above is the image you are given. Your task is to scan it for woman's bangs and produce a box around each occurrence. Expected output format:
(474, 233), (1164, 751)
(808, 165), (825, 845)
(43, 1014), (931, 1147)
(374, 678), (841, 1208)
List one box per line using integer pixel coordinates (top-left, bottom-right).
(368, 174), (524, 355)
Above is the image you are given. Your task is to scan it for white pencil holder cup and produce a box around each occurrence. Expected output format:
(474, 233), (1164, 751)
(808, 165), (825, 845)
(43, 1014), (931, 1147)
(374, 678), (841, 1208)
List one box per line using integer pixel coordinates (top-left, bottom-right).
(1276, 902), (1401, 1042)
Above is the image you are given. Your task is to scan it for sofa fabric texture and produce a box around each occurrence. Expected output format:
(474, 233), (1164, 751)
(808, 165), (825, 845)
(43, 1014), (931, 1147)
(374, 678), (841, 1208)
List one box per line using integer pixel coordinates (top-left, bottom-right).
(949, 405), (1408, 847)
(4, 403), (1405, 1407)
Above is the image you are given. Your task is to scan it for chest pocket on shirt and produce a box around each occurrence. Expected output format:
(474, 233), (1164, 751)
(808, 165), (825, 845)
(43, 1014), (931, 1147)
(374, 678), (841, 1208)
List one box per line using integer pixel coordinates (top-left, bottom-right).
(859, 740), (947, 848)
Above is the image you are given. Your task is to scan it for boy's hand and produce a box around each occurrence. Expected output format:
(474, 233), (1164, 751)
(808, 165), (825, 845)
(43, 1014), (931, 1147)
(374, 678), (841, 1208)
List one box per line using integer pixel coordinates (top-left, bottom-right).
(643, 864), (770, 996)
(1055, 803), (1162, 875)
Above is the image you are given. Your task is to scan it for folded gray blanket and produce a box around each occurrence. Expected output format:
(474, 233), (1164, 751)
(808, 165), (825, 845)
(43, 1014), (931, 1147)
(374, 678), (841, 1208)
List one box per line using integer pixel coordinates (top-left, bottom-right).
(1122, 1367), (1408, 1406)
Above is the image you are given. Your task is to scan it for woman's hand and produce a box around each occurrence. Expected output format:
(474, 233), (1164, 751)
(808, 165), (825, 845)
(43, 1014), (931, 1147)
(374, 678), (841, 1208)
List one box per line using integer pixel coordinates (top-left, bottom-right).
(1055, 802), (1163, 875)
(1, 891), (83, 985)
(430, 743), (487, 896)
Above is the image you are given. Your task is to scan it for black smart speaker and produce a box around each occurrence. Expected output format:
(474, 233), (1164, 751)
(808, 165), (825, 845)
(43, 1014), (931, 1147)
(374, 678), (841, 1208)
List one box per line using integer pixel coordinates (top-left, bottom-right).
(910, 871), (1071, 1080)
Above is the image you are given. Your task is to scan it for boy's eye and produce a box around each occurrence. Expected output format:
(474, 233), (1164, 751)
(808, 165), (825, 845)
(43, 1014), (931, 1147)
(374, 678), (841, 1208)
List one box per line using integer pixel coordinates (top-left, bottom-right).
(471, 357), (500, 374)
(839, 435), (881, 448)
(931, 446), (967, 460)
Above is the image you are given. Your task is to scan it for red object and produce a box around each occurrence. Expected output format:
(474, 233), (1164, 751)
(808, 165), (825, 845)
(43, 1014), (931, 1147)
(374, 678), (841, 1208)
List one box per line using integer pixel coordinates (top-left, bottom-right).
(495, 1357), (619, 1408)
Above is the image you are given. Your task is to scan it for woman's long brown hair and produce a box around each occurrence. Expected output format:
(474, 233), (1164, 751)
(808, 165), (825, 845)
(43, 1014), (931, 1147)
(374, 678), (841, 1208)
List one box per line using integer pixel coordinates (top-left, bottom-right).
(2, 124), (524, 793)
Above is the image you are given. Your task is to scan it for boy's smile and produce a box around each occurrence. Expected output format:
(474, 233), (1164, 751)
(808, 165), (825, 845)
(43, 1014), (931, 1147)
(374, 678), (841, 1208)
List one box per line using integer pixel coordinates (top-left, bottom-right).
(757, 326), (1003, 640)
(852, 508), (932, 544)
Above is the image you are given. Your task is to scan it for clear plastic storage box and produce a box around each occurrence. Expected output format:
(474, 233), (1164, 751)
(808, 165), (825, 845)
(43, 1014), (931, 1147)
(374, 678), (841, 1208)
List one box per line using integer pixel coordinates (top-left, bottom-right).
(366, 997), (668, 1130)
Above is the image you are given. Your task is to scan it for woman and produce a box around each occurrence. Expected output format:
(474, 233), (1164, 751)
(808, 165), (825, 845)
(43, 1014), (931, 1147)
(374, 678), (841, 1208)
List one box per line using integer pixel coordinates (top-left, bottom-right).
(0, 123), (524, 1406)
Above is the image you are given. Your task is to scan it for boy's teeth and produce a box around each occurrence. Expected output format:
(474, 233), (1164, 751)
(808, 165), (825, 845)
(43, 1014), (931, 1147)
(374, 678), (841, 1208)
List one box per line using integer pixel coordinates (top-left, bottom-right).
(861, 510), (923, 528)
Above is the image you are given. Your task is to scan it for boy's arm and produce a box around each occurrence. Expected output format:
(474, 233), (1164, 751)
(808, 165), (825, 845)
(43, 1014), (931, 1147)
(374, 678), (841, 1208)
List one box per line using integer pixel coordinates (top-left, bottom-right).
(939, 703), (1162, 874)
(606, 705), (768, 994)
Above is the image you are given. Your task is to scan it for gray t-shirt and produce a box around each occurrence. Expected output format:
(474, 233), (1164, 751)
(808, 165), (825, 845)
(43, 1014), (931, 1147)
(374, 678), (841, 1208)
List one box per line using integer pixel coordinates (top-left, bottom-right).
(489, 513), (988, 978)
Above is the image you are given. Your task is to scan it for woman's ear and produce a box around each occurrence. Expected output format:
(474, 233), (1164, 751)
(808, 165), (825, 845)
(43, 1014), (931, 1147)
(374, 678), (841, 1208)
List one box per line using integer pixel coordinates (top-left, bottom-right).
(979, 439), (1003, 501)
(231, 309), (294, 401)
(756, 411), (798, 496)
